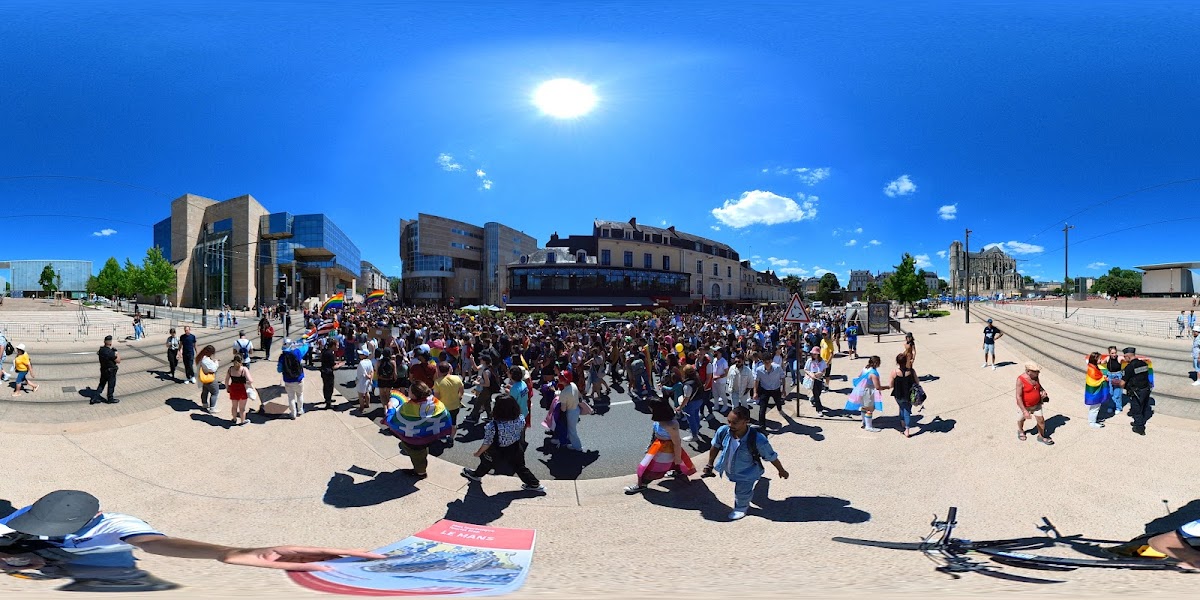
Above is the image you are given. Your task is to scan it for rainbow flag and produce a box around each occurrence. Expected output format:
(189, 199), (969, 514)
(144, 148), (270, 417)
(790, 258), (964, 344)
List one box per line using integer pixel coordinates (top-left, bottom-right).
(301, 319), (339, 343)
(1103, 359), (1155, 389)
(384, 389), (453, 446)
(366, 289), (386, 304)
(320, 293), (344, 313)
(1085, 363), (1110, 406)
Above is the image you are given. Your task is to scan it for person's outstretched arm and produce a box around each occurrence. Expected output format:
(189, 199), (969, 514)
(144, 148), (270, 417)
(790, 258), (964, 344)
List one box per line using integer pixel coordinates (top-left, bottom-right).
(126, 535), (385, 571)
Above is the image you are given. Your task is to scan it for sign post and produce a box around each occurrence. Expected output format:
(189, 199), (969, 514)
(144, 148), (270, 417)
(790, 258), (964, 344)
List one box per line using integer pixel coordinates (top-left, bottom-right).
(781, 294), (811, 399)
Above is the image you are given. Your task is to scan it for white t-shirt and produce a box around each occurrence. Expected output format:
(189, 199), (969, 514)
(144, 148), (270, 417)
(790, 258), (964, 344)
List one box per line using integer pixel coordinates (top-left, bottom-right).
(1182, 519), (1200, 547)
(356, 360), (375, 392)
(712, 357), (729, 379)
(0, 510), (163, 556)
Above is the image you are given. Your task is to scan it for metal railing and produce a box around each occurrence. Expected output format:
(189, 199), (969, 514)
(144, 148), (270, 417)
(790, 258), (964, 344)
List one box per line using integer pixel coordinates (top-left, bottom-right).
(984, 302), (1178, 339)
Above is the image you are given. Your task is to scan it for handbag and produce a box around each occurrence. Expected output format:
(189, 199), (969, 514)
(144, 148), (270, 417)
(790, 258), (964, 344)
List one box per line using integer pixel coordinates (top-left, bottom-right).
(579, 399), (595, 416)
(199, 369), (215, 385)
(910, 382), (927, 406)
(802, 376), (814, 390)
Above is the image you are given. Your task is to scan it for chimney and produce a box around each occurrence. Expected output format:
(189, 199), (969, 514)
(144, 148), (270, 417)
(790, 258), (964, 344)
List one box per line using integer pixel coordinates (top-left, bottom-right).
(668, 226), (676, 234)
(629, 217), (637, 227)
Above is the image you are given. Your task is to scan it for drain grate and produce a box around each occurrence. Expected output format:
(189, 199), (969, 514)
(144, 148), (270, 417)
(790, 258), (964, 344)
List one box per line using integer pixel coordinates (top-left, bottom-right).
(62, 386), (76, 393)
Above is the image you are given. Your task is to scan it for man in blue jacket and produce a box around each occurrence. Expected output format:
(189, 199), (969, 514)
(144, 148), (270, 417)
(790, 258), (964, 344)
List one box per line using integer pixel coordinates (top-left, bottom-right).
(277, 339), (308, 419)
(701, 406), (789, 521)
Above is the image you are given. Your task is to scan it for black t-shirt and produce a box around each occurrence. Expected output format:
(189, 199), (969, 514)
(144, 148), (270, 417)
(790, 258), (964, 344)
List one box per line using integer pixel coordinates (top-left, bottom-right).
(181, 333), (197, 355)
(1123, 358), (1151, 391)
(983, 326), (1001, 344)
(1105, 356), (1122, 372)
(320, 347), (337, 375)
(98, 346), (118, 371)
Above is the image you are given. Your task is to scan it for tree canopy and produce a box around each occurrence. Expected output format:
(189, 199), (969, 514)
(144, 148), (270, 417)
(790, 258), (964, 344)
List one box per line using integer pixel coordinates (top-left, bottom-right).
(95, 257), (124, 298)
(816, 272), (840, 303)
(38, 264), (58, 294)
(883, 253), (926, 311)
(1091, 267), (1142, 297)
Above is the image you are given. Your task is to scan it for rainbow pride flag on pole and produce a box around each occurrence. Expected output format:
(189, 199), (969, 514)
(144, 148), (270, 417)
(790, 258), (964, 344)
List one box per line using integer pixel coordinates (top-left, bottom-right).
(366, 289), (386, 304)
(320, 293), (344, 314)
(1085, 363), (1110, 406)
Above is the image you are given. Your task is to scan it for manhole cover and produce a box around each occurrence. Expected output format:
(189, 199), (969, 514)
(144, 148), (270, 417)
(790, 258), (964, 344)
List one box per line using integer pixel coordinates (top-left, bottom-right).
(62, 386), (76, 393)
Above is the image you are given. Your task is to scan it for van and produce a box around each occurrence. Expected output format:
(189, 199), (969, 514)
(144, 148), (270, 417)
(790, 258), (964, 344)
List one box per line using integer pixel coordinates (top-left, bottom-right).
(811, 301), (824, 312)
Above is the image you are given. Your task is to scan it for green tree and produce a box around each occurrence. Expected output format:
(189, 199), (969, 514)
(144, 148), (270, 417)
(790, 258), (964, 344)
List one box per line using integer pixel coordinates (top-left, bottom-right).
(38, 264), (58, 295)
(938, 279), (950, 294)
(864, 281), (885, 302)
(883, 253), (926, 315)
(141, 246), (176, 300)
(121, 259), (143, 298)
(1091, 267), (1142, 297)
(1022, 275), (1035, 287)
(781, 274), (803, 297)
(95, 257), (124, 298)
(816, 272), (840, 304)
(86, 275), (99, 295)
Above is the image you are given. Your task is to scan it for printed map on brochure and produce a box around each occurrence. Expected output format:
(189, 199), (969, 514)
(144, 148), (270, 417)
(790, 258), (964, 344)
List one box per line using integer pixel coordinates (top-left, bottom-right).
(289, 520), (536, 596)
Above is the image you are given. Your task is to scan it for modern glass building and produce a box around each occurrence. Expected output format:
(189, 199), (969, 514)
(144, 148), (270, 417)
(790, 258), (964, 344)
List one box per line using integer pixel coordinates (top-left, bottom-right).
(156, 194), (362, 309)
(399, 214), (535, 306)
(1, 260), (93, 298)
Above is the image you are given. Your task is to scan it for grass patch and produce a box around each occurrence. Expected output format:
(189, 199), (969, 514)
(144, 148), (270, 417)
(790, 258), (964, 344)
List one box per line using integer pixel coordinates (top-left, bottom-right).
(917, 310), (951, 318)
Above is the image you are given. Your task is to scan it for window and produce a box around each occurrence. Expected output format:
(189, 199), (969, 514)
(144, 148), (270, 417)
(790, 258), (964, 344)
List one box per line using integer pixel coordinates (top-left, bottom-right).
(728, 283), (732, 296)
(624, 230), (633, 240)
(643, 253), (652, 269)
(623, 251), (633, 267)
(546, 252), (557, 264)
(696, 260), (703, 274)
(727, 266), (732, 277)
(601, 249), (611, 266)
(662, 255), (670, 271)
(713, 263), (719, 276)
(643, 233), (651, 242)
(601, 229), (610, 238)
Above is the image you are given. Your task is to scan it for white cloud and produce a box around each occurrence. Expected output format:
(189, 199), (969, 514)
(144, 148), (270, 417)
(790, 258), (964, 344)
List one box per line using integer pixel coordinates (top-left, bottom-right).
(760, 168), (769, 173)
(480, 179), (493, 190)
(751, 255), (761, 260)
(711, 190), (818, 228)
(476, 169), (486, 177)
(884, 174), (917, 197)
(984, 241), (1044, 255)
(867, 240), (881, 246)
(660, 220), (668, 226)
(789, 167), (831, 186)
(1087, 262), (1108, 270)
(767, 257), (792, 267)
(853, 227), (863, 234)
(776, 266), (809, 276)
(914, 254), (933, 269)
(937, 204), (957, 220)
(437, 153), (462, 171)
(710, 225), (720, 231)
(936, 250), (947, 259)
(813, 265), (834, 277)
(92, 228), (117, 237)
(844, 239), (857, 247)
(836, 261), (846, 266)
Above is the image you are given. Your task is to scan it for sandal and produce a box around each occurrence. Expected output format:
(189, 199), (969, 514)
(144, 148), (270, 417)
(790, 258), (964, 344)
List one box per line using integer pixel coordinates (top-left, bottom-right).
(1017, 432), (1027, 441)
(1038, 436), (1055, 446)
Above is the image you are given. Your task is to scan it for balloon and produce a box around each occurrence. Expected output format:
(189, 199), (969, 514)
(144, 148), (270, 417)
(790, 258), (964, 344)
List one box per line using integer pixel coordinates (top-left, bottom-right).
(539, 319), (545, 326)
(675, 343), (684, 353)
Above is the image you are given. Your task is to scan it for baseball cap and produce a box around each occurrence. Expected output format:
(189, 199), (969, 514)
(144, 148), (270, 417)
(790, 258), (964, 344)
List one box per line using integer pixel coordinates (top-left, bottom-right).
(6, 490), (100, 537)
(1122, 347), (1137, 355)
(986, 319), (992, 323)
(1024, 362), (1041, 372)
(810, 347), (821, 354)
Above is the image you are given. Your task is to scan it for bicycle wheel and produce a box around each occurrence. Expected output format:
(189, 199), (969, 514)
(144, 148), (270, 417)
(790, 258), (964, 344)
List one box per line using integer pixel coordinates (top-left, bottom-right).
(973, 547), (1182, 570)
(832, 537), (925, 551)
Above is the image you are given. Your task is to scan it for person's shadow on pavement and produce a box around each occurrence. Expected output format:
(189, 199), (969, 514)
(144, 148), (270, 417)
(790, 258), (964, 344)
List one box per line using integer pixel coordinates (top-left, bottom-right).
(443, 480), (540, 525)
(323, 467), (419, 508)
(538, 449), (601, 480)
(749, 480), (871, 523)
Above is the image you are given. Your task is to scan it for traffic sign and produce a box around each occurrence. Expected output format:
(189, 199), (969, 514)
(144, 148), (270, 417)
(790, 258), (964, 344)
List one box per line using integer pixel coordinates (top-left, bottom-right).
(782, 293), (811, 323)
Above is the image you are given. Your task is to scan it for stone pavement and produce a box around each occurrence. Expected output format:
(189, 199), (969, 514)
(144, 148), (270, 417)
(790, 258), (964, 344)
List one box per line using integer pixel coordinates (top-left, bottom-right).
(2, 314), (1199, 598)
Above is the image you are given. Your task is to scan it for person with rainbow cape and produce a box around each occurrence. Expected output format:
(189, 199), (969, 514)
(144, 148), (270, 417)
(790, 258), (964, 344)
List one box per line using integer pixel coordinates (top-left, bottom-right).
(382, 382), (453, 479)
(1084, 352), (1111, 428)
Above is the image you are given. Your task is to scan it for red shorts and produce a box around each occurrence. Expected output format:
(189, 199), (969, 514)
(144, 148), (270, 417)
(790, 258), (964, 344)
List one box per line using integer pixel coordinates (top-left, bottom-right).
(228, 383), (248, 401)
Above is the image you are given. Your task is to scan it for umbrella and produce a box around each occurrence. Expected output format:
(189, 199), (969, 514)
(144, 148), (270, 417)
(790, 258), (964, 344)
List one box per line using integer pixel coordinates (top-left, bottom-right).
(461, 305), (481, 312)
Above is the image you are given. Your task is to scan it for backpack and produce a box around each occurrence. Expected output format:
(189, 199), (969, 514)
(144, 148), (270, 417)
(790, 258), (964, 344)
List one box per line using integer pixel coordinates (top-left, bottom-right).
(395, 360), (409, 379)
(281, 351), (303, 380)
(5, 342), (13, 356)
(717, 425), (764, 469)
(486, 368), (502, 392)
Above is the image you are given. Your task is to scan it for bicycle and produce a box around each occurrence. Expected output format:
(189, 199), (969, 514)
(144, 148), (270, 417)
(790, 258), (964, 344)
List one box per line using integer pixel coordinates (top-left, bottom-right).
(833, 507), (1192, 582)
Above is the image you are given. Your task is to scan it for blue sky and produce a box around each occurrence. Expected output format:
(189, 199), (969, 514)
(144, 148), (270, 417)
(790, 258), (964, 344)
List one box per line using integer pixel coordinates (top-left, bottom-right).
(3, 1), (1199, 284)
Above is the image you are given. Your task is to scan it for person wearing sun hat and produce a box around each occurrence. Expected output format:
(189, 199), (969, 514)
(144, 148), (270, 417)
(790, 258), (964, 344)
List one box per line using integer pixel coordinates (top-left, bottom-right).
(10, 343), (39, 397)
(1016, 362), (1052, 445)
(0, 490), (382, 574)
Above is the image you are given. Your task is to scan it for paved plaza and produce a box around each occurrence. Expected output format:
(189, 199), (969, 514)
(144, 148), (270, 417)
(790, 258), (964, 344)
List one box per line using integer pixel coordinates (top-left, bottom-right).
(2, 306), (1199, 598)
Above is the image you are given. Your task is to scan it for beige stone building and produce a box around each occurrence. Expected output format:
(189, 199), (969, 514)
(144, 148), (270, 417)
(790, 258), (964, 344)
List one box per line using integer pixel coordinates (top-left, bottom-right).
(399, 214), (536, 306)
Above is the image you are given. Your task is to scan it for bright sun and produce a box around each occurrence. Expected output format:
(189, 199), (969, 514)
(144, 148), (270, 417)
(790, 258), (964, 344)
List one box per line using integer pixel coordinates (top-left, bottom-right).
(532, 78), (598, 119)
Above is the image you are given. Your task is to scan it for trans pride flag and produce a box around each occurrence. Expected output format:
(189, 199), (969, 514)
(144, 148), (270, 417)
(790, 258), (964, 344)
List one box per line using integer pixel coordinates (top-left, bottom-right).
(1085, 363), (1110, 406)
(320, 293), (344, 313)
(366, 289), (386, 304)
(384, 390), (453, 446)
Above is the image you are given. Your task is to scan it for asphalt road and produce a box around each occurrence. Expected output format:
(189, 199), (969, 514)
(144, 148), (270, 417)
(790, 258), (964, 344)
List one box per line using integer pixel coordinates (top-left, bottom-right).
(327, 366), (796, 481)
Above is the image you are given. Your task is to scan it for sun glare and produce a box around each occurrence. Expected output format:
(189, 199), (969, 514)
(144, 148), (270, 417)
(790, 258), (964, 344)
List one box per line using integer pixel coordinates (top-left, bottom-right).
(532, 78), (598, 119)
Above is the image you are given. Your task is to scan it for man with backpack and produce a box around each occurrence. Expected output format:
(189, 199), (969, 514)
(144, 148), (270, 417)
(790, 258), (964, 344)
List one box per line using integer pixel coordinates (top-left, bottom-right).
(701, 406), (789, 521)
(277, 339), (307, 419)
(234, 331), (253, 365)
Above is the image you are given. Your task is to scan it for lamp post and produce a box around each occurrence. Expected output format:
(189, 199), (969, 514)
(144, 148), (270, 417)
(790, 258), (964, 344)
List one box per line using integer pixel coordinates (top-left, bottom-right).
(964, 228), (972, 324)
(1064, 223), (1074, 318)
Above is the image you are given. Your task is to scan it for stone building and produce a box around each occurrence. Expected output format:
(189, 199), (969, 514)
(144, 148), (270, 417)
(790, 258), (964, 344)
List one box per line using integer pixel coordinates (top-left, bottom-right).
(948, 241), (1021, 297)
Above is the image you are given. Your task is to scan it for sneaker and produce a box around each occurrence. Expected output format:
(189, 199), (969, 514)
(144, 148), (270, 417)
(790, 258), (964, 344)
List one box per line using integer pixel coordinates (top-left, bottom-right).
(1089, 422), (1104, 428)
(623, 484), (648, 495)
(521, 483), (546, 493)
(992, 365), (997, 371)
(460, 468), (481, 482)
(728, 510), (747, 521)
(981, 363), (988, 369)
(289, 412), (297, 420)
(866, 427), (882, 432)
(1192, 380), (1200, 386)
(680, 435), (694, 442)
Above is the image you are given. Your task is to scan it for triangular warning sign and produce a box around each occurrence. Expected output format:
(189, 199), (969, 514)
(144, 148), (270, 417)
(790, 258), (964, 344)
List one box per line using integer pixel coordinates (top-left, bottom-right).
(782, 294), (811, 323)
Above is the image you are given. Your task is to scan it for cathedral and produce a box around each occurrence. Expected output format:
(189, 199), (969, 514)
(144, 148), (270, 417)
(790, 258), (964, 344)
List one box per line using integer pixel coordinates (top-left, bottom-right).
(948, 241), (1022, 297)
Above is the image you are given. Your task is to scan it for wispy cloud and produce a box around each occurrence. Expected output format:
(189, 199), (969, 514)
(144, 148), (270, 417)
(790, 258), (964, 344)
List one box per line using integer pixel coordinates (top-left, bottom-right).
(854, 227), (863, 234)
(914, 254), (933, 269)
(938, 204), (957, 220)
(813, 265), (834, 277)
(437, 153), (462, 171)
(660, 220), (668, 226)
(936, 250), (947, 259)
(884, 174), (917, 197)
(1087, 262), (1108, 270)
(867, 240), (881, 246)
(776, 266), (810, 276)
(985, 241), (1044, 255)
(92, 228), (117, 237)
(711, 190), (818, 228)
(710, 225), (720, 231)
(763, 166), (831, 186)
(475, 168), (493, 190)
(844, 239), (857, 247)
(767, 257), (792, 267)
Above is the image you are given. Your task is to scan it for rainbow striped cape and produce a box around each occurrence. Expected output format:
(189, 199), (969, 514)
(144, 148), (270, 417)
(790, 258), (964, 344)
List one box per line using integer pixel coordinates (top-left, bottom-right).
(320, 293), (344, 313)
(1085, 363), (1110, 406)
(366, 289), (386, 304)
(384, 390), (453, 445)
(1101, 359), (1155, 389)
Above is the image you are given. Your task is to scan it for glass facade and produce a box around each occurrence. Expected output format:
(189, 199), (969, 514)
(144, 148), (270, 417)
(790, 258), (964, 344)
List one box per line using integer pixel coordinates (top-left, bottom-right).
(8, 260), (93, 295)
(153, 217), (172, 262)
(509, 266), (689, 295)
